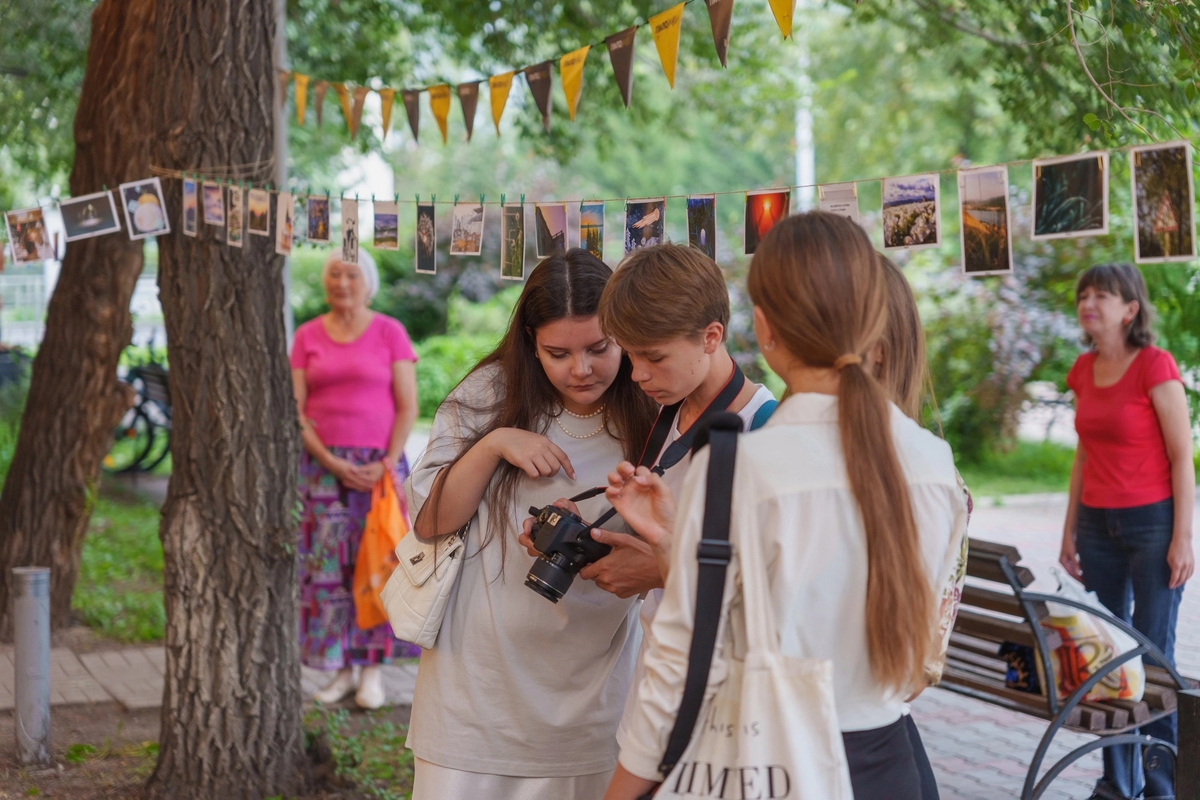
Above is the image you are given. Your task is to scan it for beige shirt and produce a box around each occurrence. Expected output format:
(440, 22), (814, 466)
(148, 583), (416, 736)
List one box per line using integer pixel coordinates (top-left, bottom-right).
(404, 366), (641, 778)
(619, 392), (969, 781)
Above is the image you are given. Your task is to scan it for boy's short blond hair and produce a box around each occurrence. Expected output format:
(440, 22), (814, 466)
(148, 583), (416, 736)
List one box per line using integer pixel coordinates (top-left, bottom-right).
(599, 244), (730, 348)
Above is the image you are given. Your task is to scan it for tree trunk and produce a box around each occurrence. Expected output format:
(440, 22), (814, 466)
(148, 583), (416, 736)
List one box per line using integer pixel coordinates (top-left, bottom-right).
(144, 1), (309, 797)
(0, 0), (155, 638)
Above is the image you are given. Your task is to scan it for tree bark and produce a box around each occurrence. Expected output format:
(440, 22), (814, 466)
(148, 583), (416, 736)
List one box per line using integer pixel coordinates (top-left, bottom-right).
(145, 1), (309, 797)
(0, 0), (155, 637)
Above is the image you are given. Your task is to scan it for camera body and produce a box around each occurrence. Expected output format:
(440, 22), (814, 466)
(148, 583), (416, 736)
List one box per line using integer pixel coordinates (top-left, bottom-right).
(524, 505), (612, 602)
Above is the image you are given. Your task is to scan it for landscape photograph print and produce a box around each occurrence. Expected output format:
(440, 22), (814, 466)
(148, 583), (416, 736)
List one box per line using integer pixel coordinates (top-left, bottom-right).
(580, 201), (604, 260)
(373, 201), (399, 250)
(1130, 141), (1195, 264)
(307, 195), (331, 243)
(958, 166), (1012, 276)
(119, 177), (170, 240)
(182, 178), (198, 236)
(449, 202), (485, 256)
(1031, 152), (1108, 240)
(247, 189), (270, 236)
(882, 173), (939, 250)
(744, 190), (789, 255)
(534, 203), (567, 258)
(502, 203), (525, 280)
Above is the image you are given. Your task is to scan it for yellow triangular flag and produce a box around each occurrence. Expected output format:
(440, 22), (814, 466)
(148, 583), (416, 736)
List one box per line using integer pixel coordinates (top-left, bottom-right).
(332, 83), (352, 133)
(428, 84), (452, 144)
(768, 0), (795, 38)
(649, 4), (686, 89)
(294, 74), (309, 125)
(489, 71), (514, 136)
(378, 88), (396, 138)
(560, 45), (590, 122)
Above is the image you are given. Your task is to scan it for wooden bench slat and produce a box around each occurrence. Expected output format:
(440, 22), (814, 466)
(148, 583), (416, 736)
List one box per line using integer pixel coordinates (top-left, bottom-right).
(966, 556), (1036, 587)
(941, 666), (1082, 727)
(1143, 684), (1177, 712)
(1076, 705), (1107, 731)
(1081, 701), (1129, 730)
(968, 540), (1022, 563)
(948, 632), (1000, 659)
(961, 584), (1049, 621)
(954, 608), (1063, 651)
(1106, 698), (1151, 724)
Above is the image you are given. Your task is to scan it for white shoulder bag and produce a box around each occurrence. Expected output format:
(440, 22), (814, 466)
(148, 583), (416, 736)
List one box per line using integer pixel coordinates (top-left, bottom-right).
(380, 523), (467, 649)
(649, 414), (853, 800)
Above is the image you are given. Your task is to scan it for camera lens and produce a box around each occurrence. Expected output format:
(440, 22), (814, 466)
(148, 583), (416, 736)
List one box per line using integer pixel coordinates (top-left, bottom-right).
(525, 555), (574, 603)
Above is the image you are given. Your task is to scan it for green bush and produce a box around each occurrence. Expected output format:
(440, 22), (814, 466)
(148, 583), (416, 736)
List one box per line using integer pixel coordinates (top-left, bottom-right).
(0, 370), (29, 489)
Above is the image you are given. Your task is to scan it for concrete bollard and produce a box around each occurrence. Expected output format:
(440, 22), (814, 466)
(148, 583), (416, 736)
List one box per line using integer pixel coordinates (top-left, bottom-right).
(12, 567), (50, 766)
(1180, 690), (1200, 799)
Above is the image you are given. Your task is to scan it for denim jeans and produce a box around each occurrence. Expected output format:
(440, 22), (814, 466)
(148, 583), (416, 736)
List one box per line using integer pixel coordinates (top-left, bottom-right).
(1076, 499), (1183, 800)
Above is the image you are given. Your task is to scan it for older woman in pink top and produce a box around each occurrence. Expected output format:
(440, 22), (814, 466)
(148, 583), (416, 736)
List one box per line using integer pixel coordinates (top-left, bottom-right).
(290, 249), (420, 709)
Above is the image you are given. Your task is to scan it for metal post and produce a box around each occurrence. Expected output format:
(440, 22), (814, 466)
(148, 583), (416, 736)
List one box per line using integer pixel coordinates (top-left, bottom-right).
(12, 567), (50, 766)
(1179, 690), (1200, 798)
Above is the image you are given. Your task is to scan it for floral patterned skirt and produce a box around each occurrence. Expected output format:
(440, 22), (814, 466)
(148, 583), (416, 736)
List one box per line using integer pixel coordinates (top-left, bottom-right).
(298, 446), (422, 670)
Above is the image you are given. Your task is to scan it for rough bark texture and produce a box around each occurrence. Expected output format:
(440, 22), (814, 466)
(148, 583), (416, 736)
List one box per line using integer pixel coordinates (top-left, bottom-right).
(0, 0), (155, 638)
(144, 1), (309, 797)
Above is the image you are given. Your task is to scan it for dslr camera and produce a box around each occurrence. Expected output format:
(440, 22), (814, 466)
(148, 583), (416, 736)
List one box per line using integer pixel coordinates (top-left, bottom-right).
(524, 504), (611, 602)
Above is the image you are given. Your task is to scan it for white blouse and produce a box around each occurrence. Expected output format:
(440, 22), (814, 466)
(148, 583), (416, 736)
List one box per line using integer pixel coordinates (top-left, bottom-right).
(618, 392), (969, 781)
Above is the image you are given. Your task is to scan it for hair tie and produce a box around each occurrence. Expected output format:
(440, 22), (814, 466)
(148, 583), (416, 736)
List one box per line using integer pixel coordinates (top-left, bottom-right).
(833, 353), (863, 371)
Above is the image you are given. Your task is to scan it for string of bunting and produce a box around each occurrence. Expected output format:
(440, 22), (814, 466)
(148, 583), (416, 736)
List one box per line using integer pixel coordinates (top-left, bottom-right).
(275, 0), (796, 144)
(2, 141), (1195, 279)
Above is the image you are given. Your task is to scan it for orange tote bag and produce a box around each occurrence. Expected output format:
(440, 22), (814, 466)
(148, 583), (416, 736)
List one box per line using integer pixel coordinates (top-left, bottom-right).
(353, 473), (409, 630)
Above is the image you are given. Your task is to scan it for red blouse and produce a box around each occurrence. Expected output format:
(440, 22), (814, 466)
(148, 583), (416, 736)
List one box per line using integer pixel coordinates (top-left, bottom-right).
(1067, 346), (1181, 509)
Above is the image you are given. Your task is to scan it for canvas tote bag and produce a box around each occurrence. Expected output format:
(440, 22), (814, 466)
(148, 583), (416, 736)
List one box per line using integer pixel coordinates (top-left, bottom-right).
(651, 414), (853, 800)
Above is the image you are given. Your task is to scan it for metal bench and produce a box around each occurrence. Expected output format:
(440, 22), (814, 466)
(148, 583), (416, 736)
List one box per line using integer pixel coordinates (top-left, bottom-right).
(938, 538), (1197, 799)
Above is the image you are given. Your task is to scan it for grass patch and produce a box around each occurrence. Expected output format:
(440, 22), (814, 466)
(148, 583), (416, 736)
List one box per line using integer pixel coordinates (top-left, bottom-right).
(957, 440), (1076, 499)
(74, 496), (165, 642)
(306, 706), (414, 799)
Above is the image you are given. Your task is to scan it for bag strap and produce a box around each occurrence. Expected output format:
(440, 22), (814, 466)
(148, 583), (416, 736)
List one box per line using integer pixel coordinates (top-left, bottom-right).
(637, 361), (746, 474)
(657, 411), (742, 777)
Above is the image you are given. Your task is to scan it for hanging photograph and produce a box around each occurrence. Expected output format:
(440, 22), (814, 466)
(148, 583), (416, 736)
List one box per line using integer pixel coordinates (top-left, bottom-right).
(247, 188), (271, 236)
(958, 166), (1012, 276)
(307, 195), (331, 243)
(202, 182), (225, 226)
(818, 182), (861, 227)
(882, 174), (939, 250)
(4, 207), (55, 264)
(227, 187), (245, 248)
(501, 204), (526, 281)
(1130, 141), (1195, 264)
(625, 198), (665, 254)
(61, 190), (122, 242)
(580, 201), (604, 260)
(449, 202), (485, 256)
(534, 203), (568, 258)
(119, 177), (170, 240)
(687, 195), (716, 259)
(182, 178), (198, 237)
(1031, 152), (1108, 240)
(416, 203), (437, 274)
(341, 198), (359, 264)
(275, 191), (294, 256)
(744, 190), (790, 255)
(373, 201), (399, 250)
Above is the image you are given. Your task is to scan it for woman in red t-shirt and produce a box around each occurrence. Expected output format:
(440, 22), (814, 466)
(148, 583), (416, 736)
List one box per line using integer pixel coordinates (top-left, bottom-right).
(1060, 264), (1194, 800)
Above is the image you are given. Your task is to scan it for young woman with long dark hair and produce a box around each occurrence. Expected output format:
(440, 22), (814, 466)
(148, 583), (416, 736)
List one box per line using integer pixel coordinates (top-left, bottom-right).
(404, 249), (657, 799)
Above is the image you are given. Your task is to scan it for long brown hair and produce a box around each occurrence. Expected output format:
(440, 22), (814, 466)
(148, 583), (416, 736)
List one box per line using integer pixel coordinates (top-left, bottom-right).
(877, 255), (927, 420)
(428, 249), (656, 560)
(748, 212), (934, 692)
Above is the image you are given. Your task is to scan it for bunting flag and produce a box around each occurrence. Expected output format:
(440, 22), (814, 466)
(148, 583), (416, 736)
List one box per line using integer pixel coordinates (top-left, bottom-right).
(560, 45), (591, 122)
(378, 88), (397, 138)
(402, 89), (421, 141)
(429, 84), (452, 144)
(294, 74), (309, 125)
(458, 82), (480, 141)
(768, 0), (795, 38)
(350, 86), (370, 140)
(706, 0), (735, 67)
(278, 71), (291, 107)
(650, 4), (686, 89)
(489, 72), (515, 135)
(332, 83), (352, 133)
(525, 62), (554, 132)
(605, 28), (637, 109)
(314, 81), (328, 126)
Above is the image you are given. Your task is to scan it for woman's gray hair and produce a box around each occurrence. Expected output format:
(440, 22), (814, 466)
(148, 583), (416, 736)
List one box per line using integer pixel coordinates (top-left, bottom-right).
(322, 248), (380, 301)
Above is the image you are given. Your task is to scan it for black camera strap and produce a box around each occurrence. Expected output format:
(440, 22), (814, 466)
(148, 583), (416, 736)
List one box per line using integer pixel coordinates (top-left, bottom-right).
(655, 412), (741, 782)
(637, 360), (746, 475)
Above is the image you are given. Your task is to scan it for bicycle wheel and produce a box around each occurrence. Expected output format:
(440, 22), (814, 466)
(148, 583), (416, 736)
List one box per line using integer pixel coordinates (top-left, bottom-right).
(105, 406), (156, 474)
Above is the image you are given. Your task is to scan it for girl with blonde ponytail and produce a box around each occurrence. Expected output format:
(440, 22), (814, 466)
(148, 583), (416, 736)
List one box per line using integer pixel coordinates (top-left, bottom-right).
(603, 212), (968, 800)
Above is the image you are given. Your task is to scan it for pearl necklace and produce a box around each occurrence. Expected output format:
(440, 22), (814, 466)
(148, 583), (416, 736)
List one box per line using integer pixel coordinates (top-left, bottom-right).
(555, 405), (607, 439)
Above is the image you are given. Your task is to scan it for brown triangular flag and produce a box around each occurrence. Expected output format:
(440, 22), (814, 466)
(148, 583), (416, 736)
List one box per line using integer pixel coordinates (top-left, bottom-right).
(314, 81), (328, 126)
(524, 61), (553, 132)
(378, 88), (396, 138)
(605, 27), (637, 109)
(278, 71), (291, 107)
(349, 86), (370, 140)
(706, 0), (734, 67)
(402, 89), (421, 142)
(457, 82), (480, 141)
(332, 83), (352, 133)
